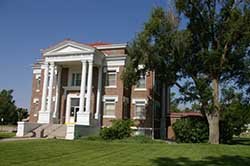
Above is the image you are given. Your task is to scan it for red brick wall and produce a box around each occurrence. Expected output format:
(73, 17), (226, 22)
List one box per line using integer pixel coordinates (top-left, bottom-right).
(130, 71), (154, 128)
(100, 48), (125, 56)
(29, 69), (43, 122)
(102, 66), (125, 127)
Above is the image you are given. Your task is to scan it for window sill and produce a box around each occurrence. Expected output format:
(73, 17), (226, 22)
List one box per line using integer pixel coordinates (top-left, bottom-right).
(103, 115), (116, 118)
(105, 86), (117, 89)
(134, 88), (147, 91)
(133, 117), (146, 120)
(36, 89), (40, 92)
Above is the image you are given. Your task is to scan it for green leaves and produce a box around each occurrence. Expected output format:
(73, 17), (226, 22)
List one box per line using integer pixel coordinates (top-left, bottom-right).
(122, 7), (187, 87)
(0, 89), (28, 125)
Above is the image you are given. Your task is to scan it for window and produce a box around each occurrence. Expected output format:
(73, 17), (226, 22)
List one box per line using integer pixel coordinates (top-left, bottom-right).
(35, 75), (41, 90)
(71, 73), (81, 86)
(105, 71), (116, 87)
(103, 99), (116, 118)
(134, 101), (146, 119)
(136, 72), (146, 89)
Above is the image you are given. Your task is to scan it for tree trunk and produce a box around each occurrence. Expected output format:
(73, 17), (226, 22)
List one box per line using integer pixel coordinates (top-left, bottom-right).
(207, 78), (220, 144)
(207, 112), (220, 144)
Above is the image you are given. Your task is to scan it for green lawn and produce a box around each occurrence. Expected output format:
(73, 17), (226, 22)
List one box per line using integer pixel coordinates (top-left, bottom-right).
(0, 139), (249, 166)
(0, 132), (15, 139)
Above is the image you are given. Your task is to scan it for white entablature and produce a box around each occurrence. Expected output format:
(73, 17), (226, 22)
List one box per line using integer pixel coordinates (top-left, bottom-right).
(41, 40), (104, 66)
(42, 40), (95, 56)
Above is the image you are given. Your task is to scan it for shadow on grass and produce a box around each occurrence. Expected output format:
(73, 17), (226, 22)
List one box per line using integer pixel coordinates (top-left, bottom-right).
(229, 137), (250, 146)
(152, 155), (250, 166)
(0, 132), (15, 139)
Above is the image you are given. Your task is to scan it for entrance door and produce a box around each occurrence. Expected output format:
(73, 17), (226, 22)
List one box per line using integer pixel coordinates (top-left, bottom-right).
(66, 94), (81, 124)
(69, 98), (80, 123)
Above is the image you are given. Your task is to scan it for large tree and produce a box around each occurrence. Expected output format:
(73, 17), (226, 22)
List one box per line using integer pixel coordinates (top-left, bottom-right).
(175, 0), (250, 144)
(121, 8), (187, 139)
(123, 1), (250, 144)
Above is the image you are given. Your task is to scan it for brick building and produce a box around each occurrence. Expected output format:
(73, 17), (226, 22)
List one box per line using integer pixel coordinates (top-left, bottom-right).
(16, 39), (169, 140)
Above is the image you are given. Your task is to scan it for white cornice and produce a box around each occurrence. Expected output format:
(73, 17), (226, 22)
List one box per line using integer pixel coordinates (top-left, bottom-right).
(104, 55), (127, 66)
(96, 43), (127, 49)
(42, 40), (95, 55)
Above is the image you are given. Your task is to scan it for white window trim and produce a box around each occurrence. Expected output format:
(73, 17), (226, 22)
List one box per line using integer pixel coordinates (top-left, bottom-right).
(134, 88), (147, 91)
(103, 115), (116, 118)
(33, 98), (39, 104)
(104, 68), (118, 88)
(104, 67), (119, 73)
(103, 96), (118, 118)
(132, 98), (148, 104)
(33, 69), (41, 74)
(35, 74), (41, 92)
(132, 98), (147, 120)
(102, 96), (118, 102)
(138, 64), (145, 70)
(134, 70), (146, 91)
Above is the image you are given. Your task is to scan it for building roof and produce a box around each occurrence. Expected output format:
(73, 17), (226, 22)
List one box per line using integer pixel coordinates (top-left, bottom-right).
(168, 112), (203, 118)
(86, 42), (111, 47)
(41, 39), (127, 54)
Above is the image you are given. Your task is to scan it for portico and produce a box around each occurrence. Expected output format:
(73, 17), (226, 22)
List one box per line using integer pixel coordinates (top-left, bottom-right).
(37, 40), (104, 126)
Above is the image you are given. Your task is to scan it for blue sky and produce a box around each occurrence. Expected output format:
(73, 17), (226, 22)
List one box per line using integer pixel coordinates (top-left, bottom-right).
(0, 0), (186, 109)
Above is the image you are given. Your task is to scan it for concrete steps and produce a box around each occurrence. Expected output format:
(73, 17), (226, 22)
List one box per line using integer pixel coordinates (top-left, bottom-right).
(24, 124), (66, 139)
(45, 125), (66, 139)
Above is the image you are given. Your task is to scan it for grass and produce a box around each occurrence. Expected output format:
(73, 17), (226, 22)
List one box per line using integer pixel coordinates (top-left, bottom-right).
(0, 138), (250, 166)
(0, 132), (15, 139)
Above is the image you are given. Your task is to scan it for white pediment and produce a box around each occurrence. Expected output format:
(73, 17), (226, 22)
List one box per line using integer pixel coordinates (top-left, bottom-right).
(43, 40), (95, 56)
(55, 45), (90, 53)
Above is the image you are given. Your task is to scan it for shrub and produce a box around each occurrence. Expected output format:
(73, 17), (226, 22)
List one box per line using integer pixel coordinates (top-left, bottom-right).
(100, 119), (133, 140)
(173, 117), (209, 143)
(220, 103), (250, 143)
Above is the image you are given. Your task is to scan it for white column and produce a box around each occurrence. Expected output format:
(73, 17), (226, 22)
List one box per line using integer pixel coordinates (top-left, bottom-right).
(95, 66), (103, 119)
(38, 62), (52, 123)
(86, 61), (93, 113)
(77, 60), (89, 125)
(79, 60), (87, 113)
(47, 62), (55, 114)
(53, 66), (61, 121)
(40, 62), (49, 112)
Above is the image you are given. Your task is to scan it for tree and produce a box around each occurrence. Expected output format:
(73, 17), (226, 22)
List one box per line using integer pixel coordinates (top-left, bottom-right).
(122, 8), (190, 87)
(16, 108), (29, 122)
(121, 8), (188, 139)
(0, 89), (28, 124)
(0, 90), (17, 124)
(220, 87), (250, 142)
(175, 0), (250, 144)
(123, 1), (250, 144)
(170, 92), (182, 112)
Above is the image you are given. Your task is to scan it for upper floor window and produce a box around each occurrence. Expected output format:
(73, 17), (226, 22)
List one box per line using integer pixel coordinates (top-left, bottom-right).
(136, 72), (146, 89)
(105, 70), (116, 87)
(36, 75), (41, 90)
(71, 73), (81, 86)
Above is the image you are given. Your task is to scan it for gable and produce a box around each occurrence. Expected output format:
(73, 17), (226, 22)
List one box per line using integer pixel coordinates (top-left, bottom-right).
(53, 45), (91, 53)
(43, 40), (95, 56)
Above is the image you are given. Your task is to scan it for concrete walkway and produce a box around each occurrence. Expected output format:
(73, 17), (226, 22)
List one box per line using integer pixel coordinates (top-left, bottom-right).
(0, 137), (42, 142)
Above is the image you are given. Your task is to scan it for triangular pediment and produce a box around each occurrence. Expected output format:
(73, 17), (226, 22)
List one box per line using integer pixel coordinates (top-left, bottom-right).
(43, 40), (95, 56)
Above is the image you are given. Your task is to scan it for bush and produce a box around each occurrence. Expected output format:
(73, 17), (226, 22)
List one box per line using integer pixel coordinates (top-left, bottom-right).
(220, 103), (250, 143)
(173, 117), (209, 143)
(100, 119), (133, 140)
